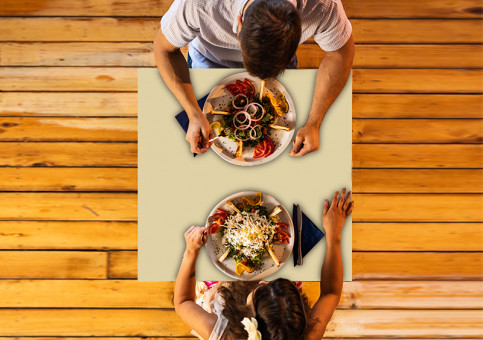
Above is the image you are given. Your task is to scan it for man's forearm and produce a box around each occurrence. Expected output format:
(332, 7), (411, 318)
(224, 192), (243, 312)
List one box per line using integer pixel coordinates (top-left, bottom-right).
(320, 236), (343, 297)
(174, 249), (199, 306)
(307, 37), (354, 128)
(153, 31), (203, 119)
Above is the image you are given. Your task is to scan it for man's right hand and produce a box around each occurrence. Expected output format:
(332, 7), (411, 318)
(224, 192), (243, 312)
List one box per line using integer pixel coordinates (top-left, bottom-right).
(186, 113), (213, 154)
(322, 188), (353, 243)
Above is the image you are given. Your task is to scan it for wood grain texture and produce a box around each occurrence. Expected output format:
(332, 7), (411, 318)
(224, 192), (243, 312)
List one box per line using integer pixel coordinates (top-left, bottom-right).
(0, 193), (137, 221)
(353, 69), (483, 93)
(108, 251), (137, 279)
(3, 43), (482, 69)
(0, 117), (137, 141)
(352, 194), (483, 222)
(0, 92), (137, 117)
(0, 142), (137, 167)
(0, 168), (137, 191)
(109, 250), (483, 280)
(353, 94), (483, 118)
(353, 144), (483, 168)
(0, 0), (481, 18)
(0, 251), (107, 279)
(0, 221), (137, 249)
(353, 223), (483, 251)
(353, 252), (483, 280)
(0, 280), (480, 309)
(353, 169), (483, 193)
(3, 68), (481, 93)
(353, 119), (483, 143)
(1, 18), (481, 43)
(0, 309), (480, 337)
(299, 44), (483, 69)
(0, 67), (138, 91)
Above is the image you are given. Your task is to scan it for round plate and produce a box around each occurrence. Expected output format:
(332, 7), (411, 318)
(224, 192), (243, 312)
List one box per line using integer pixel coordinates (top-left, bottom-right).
(203, 72), (296, 166)
(205, 191), (294, 280)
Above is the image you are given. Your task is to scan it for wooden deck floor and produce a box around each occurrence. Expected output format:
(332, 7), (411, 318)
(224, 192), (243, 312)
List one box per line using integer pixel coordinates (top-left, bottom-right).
(0, 0), (482, 338)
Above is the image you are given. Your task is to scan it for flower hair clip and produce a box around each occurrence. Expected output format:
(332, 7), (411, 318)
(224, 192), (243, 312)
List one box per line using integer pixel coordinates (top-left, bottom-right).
(241, 317), (262, 340)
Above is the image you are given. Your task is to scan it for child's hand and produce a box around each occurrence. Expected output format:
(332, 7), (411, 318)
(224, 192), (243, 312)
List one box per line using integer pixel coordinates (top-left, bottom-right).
(322, 188), (353, 243)
(184, 226), (208, 255)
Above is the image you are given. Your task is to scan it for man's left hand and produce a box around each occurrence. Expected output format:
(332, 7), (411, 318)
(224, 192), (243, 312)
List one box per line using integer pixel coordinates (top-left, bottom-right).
(289, 123), (320, 157)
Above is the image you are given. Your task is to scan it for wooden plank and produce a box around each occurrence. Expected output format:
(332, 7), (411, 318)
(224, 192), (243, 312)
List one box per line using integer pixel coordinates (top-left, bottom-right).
(353, 223), (483, 251)
(0, 42), (155, 67)
(353, 94), (483, 118)
(0, 67), (137, 92)
(0, 193), (137, 221)
(353, 194), (483, 222)
(0, 92), (137, 117)
(0, 221), (137, 249)
(353, 169), (483, 193)
(110, 250), (483, 280)
(0, 168), (137, 191)
(353, 144), (483, 168)
(0, 117), (137, 141)
(0, 18), (481, 43)
(299, 44), (483, 69)
(352, 19), (483, 43)
(0, 251), (107, 279)
(0, 142), (137, 167)
(0, 280), (481, 309)
(353, 69), (483, 93)
(0, 309), (480, 337)
(353, 252), (483, 280)
(0, 18), (159, 42)
(3, 68), (481, 93)
(0, 0), (481, 18)
(353, 119), (483, 143)
(3, 43), (482, 69)
(109, 251), (137, 279)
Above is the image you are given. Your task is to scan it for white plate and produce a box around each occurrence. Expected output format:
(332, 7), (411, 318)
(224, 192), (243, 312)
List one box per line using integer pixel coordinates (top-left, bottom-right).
(205, 191), (294, 280)
(203, 72), (296, 166)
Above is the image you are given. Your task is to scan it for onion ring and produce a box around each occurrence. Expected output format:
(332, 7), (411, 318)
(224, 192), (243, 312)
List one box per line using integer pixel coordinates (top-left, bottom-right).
(233, 111), (251, 129)
(232, 94), (248, 109)
(249, 125), (262, 140)
(245, 102), (266, 122)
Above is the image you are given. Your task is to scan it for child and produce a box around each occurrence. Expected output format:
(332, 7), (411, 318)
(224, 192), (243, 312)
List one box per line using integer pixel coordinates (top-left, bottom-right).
(174, 189), (353, 339)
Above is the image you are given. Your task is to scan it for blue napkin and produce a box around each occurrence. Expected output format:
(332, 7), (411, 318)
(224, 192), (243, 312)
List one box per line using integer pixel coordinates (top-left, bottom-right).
(293, 204), (325, 266)
(175, 94), (209, 157)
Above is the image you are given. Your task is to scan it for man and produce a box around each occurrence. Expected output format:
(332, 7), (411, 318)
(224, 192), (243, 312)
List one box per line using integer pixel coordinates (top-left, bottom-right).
(154, 0), (354, 156)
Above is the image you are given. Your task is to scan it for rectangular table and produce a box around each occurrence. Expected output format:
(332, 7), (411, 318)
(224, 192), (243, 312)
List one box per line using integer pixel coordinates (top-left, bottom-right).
(138, 68), (352, 281)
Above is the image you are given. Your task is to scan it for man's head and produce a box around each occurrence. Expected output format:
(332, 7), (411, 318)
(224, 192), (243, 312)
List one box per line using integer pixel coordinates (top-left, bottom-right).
(238, 0), (301, 79)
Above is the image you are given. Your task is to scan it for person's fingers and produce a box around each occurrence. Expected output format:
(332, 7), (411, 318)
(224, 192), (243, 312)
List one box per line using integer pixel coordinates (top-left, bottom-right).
(190, 134), (201, 153)
(330, 191), (339, 209)
(185, 225), (196, 238)
(338, 188), (346, 208)
(322, 199), (329, 216)
(289, 132), (304, 156)
(343, 191), (352, 210)
(201, 125), (211, 149)
(208, 131), (215, 148)
(292, 144), (313, 157)
(346, 201), (354, 216)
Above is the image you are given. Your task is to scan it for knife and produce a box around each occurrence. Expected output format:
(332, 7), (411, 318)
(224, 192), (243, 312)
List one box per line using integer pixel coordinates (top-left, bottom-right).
(296, 204), (303, 265)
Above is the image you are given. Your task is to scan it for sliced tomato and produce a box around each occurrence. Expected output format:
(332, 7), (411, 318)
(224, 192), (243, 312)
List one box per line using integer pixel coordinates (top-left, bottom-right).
(217, 208), (228, 219)
(236, 80), (248, 93)
(226, 84), (239, 96)
(208, 223), (220, 234)
(253, 139), (267, 158)
(276, 222), (288, 229)
(276, 237), (290, 244)
(277, 230), (291, 239)
(243, 78), (255, 96)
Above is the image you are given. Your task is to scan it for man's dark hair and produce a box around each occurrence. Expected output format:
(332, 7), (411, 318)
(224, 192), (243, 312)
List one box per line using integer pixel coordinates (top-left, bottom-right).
(239, 0), (301, 79)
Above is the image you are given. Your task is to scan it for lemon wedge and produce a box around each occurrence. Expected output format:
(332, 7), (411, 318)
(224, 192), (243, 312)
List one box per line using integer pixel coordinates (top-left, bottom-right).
(210, 121), (223, 134)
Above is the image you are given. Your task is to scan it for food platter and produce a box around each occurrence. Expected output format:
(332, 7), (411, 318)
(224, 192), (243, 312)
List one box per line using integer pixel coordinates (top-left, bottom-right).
(205, 191), (294, 280)
(203, 72), (296, 166)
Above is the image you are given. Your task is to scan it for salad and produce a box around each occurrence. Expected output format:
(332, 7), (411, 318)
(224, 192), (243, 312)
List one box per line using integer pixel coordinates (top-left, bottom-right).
(207, 192), (291, 276)
(210, 78), (290, 159)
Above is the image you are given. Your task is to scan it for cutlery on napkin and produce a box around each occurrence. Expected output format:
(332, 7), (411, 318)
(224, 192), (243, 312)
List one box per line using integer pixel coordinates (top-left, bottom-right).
(293, 204), (325, 266)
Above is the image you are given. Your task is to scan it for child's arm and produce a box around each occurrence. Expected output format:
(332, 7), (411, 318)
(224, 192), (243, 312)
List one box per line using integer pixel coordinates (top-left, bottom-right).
(305, 189), (353, 340)
(174, 226), (217, 339)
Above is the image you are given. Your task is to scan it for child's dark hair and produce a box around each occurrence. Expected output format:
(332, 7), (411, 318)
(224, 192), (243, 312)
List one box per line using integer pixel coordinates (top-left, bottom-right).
(253, 278), (308, 339)
(218, 279), (309, 339)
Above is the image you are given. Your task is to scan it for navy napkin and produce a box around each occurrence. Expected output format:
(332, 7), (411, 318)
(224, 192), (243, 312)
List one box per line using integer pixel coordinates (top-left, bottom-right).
(293, 204), (325, 266)
(175, 95), (209, 157)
